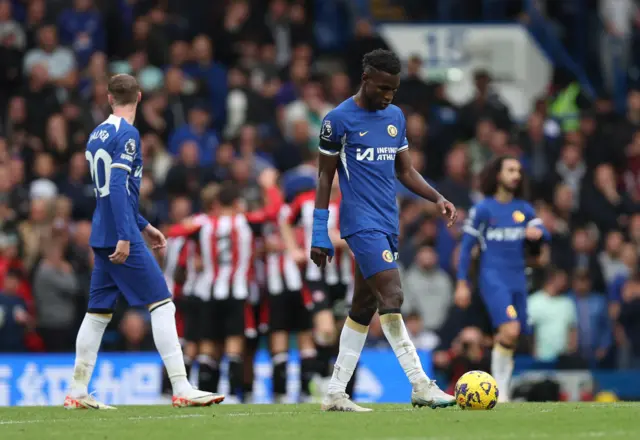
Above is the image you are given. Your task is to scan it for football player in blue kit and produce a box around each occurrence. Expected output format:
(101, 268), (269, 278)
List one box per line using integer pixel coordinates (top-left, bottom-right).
(64, 74), (223, 409)
(455, 155), (549, 403)
(310, 49), (458, 412)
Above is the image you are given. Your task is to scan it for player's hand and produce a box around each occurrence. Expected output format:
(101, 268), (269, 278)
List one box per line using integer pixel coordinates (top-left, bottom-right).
(454, 281), (471, 309)
(436, 197), (457, 227)
(258, 167), (279, 189)
(143, 224), (167, 250)
(310, 246), (332, 268)
(109, 240), (130, 264)
(525, 226), (543, 241)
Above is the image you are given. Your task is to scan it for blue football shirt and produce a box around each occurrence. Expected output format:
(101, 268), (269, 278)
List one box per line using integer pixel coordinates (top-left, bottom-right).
(318, 97), (408, 238)
(86, 114), (146, 248)
(462, 197), (542, 275)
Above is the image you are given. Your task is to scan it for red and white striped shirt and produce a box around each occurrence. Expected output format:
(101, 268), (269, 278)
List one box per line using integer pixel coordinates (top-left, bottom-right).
(193, 213), (255, 300)
(163, 236), (185, 296)
(285, 190), (354, 286)
(262, 219), (303, 295)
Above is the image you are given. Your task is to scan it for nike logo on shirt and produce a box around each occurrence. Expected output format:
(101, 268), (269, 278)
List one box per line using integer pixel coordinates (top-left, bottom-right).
(359, 131), (368, 136)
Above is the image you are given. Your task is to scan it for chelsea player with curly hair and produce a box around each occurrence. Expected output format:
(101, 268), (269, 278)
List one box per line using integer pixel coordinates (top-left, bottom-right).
(456, 155), (550, 403)
(311, 49), (458, 412)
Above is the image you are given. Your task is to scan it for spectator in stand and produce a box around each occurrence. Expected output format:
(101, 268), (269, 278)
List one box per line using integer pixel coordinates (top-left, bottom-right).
(402, 246), (453, 334)
(627, 213), (640, 254)
(30, 152), (58, 201)
(18, 198), (51, 272)
(569, 270), (613, 368)
(437, 144), (473, 210)
(282, 80), (332, 148)
(116, 310), (155, 352)
(167, 101), (219, 166)
(344, 18), (389, 87)
(520, 112), (559, 199)
(599, 230), (629, 286)
(32, 241), (78, 352)
(608, 242), (637, 320)
(619, 270), (640, 368)
(458, 69), (512, 139)
(326, 71), (351, 107)
(0, 0), (25, 52)
(567, 227), (606, 292)
(58, 151), (95, 221)
(432, 326), (490, 394)
(23, 25), (75, 85)
(394, 54), (432, 117)
(57, 0), (106, 68)
(467, 118), (495, 177)
(22, 63), (61, 141)
(183, 35), (227, 131)
(581, 163), (637, 234)
(528, 268), (576, 362)
(599, 1), (639, 97)
(67, 220), (92, 323)
(0, 269), (32, 352)
(553, 143), (587, 210)
(165, 140), (207, 200)
(141, 133), (172, 186)
(622, 130), (640, 203)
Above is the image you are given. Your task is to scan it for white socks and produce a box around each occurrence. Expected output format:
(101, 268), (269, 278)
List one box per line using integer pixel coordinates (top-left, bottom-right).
(327, 318), (368, 396)
(150, 301), (192, 396)
(491, 343), (514, 401)
(69, 313), (111, 398)
(379, 313), (428, 386)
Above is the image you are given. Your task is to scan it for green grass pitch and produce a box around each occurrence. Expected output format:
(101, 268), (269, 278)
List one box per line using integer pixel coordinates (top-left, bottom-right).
(0, 402), (638, 440)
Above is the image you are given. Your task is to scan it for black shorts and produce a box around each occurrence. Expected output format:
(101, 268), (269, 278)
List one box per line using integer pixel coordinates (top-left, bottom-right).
(305, 281), (348, 315)
(182, 295), (207, 343)
(269, 289), (313, 332)
(205, 297), (246, 341)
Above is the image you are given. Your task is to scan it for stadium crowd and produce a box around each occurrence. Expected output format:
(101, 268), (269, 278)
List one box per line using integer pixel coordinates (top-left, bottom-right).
(0, 0), (640, 398)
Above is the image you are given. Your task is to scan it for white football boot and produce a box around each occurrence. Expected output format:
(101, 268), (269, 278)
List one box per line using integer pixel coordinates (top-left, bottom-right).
(411, 380), (456, 409)
(321, 392), (373, 412)
(172, 388), (225, 407)
(64, 393), (116, 410)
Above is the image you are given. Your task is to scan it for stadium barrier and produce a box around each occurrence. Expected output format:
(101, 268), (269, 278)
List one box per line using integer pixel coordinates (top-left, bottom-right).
(0, 349), (433, 406)
(1, 351), (637, 406)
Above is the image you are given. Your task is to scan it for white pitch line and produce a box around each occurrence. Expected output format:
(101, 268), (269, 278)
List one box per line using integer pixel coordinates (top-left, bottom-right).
(0, 414), (206, 426)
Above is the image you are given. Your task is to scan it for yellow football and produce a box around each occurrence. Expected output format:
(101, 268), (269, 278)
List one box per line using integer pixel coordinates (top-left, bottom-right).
(454, 370), (499, 410)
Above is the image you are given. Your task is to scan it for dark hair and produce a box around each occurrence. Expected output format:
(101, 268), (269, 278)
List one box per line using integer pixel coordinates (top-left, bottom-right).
(217, 182), (240, 207)
(108, 74), (140, 106)
(479, 155), (529, 199)
(362, 49), (401, 76)
(544, 267), (566, 284)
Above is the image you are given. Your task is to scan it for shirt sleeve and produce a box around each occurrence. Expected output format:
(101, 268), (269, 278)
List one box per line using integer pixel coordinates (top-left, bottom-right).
(318, 111), (344, 156)
(111, 131), (138, 173)
(109, 167), (133, 241)
(457, 203), (488, 281)
(463, 204), (488, 239)
(136, 214), (149, 231)
(524, 202), (550, 241)
(398, 113), (409, 153)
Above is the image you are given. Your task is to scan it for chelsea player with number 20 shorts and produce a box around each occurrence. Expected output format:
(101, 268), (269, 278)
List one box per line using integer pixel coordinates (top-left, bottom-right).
(64, 74), (223, 410)
(310, 49), (458, 412)
(455, 156), (550, 403)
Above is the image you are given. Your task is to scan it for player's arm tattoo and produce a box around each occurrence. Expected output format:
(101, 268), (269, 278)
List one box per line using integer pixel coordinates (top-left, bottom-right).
(394, 149), (442, 203)
(315, 153), (339, 209)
